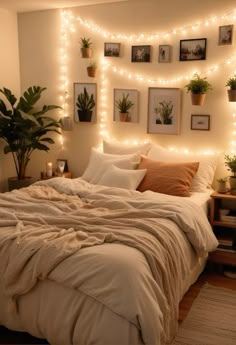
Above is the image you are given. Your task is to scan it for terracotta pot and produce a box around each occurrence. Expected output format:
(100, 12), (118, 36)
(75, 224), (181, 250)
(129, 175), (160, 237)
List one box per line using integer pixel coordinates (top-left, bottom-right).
(191, 93), (206, 106)
(8, 176), (33, 191)
(81, 48), (92, 58)
(119, 112), (129, 122)
(227, 90), (236, 102)
(87, 67), (97, 78)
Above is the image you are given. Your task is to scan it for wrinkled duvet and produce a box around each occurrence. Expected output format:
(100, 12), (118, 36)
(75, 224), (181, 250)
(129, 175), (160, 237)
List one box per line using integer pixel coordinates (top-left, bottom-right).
(0, 178), (218, 345)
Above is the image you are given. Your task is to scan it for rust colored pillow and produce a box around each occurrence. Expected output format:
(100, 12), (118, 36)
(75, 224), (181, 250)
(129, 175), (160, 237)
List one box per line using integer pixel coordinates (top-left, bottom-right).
(137, 156), (199, 197)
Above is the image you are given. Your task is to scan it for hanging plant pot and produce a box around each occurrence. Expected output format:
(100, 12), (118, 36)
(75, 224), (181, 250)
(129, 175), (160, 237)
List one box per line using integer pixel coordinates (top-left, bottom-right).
(81, 48), (92, 58)
(8, 176), (33, 191)
(78, 110), (93, 122)
(191, 93), (206, 106)
(87, 67), (97, 78)
(119, 112), (129, 122)
(227, 90), (236, 102)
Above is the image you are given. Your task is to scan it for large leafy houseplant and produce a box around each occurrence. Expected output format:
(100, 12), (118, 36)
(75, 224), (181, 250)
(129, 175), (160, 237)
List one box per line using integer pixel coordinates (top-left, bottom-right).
(0, 86), (61, 180)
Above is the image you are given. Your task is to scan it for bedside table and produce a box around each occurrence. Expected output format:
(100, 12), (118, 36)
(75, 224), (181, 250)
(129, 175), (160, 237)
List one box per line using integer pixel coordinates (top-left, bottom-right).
(40, 171), (72, 180)
(208, 192), (236, 271)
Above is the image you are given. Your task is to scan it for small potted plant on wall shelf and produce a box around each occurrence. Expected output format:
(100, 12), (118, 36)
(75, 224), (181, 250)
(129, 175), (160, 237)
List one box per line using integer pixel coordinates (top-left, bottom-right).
(80, 37), (93, 58)
(87, 62), (97, 78)
(224, 154), (236, 194)
(184, 73), (212, 106)
(226, 75), (236, 102)
(76, 87), (95, 122)
(115, 93), (134, 122)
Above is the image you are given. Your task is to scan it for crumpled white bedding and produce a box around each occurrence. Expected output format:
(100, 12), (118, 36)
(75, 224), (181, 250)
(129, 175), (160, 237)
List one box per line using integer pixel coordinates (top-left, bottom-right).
(0, 178), (218, 345)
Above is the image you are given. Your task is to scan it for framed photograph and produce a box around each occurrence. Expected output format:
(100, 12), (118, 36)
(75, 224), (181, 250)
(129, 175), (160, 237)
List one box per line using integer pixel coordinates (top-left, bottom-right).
(191, 114), (210, 131)
(56, 159), (68, 173)
(179, 38), (207, 61)
(74, 83), (97, 123)
(131, 45), (151, 62)
(147, 88), (181, 134)
(158, 45), (171, 63)
(104, 43), (120, 57)
(219, 25), (234, 45)
(113, 88), (138, 122)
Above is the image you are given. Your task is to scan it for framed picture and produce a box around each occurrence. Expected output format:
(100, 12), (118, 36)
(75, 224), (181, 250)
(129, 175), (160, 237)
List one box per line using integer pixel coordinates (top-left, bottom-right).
(158, 45), (171, 63)
(74, 83), (97, 123)
(131, 45), (151, 62)
(104, 43), (120, 57)
(179, 38), (207, 61)
(147, 88), (181, 134)
(219, 25), (234, 45)
(113, 88), (139, 122)
(191, 114), (210, 131)
(56, 159), (68, 173)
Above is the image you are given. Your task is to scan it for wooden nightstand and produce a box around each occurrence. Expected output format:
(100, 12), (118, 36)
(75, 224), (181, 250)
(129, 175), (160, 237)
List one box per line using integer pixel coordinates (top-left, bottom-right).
(40, 171), (72, 180)
(208, 192), (236, 271)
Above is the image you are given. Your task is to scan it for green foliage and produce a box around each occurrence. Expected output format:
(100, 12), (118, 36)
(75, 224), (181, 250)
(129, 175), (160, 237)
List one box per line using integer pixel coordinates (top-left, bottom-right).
(224, 154), (236, 176)
(226, 75), (236, 90)
(154, 101), (173, 124)
(217, 177), (228, 183)
(185, 73), (212, 94)
(76, 87), (95, 111)
(80, 37), (93, 48)
(88, 61), (97, 68)
(115, 93), (134, 113)
(0, 86), (61, 179)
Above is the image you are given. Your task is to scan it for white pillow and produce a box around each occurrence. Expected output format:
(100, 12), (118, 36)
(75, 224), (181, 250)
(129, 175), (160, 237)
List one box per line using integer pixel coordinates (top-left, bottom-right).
(103, 140), (151, 155)
(82, 148), (139, 182)
(148, 144), (219, 192)
(90, 158), (134, 184)
(97, 165), (147, 190)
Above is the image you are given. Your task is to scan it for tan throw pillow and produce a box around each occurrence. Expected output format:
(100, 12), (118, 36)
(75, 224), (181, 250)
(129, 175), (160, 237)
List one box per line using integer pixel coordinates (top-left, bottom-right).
(137, 156), (199, 197)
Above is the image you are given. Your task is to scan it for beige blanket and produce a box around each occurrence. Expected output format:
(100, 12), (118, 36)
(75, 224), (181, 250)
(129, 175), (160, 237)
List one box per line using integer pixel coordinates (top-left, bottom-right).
(0, 178), (218, 344)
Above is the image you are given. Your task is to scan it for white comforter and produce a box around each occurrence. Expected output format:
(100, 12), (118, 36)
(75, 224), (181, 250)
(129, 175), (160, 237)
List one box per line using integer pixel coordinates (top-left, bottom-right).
(0, 178), (218, 345)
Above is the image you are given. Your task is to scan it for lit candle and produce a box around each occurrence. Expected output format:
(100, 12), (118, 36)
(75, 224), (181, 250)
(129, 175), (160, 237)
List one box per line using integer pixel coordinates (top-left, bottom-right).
(46, 162), (53, 177)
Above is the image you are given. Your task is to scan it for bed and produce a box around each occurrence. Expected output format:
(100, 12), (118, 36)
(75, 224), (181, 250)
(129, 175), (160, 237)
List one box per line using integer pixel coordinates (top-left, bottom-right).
(0, 142), (219, 345)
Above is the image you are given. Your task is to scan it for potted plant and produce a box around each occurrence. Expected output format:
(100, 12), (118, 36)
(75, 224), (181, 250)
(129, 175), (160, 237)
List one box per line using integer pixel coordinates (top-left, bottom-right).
(226, 75), (236, 102)
(76, 87), (95, 122)
(115, 93), (134, 122)
(87, 62), (97, 78)
(216, 177), (228, 194)
(80, 37), (93, 58)
(184, 73), (212, 106)
(0, 86), (61, 190)
(224, 154), (236, 194)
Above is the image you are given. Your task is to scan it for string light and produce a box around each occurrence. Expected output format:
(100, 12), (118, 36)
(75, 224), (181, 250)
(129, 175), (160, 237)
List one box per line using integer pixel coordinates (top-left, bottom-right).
(63, 8), (236, 43)
(60, 7), (236, 153)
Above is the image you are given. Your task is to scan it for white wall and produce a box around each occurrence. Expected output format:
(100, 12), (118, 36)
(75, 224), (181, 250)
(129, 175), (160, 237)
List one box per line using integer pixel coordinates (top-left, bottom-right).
(17, 0), (236, 182)
(0, 8), (20, 191)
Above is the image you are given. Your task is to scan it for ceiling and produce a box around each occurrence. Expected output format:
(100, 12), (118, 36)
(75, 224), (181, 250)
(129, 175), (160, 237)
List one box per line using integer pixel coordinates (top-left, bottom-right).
(0, 0), (128, 13)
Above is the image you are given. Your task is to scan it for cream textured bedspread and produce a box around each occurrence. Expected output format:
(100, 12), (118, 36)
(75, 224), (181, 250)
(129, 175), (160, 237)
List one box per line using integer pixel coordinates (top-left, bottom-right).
(0, 178), (218, 345)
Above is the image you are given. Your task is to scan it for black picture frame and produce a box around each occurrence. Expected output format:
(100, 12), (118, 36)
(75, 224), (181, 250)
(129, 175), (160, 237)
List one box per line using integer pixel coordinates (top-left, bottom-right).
(104, 43), (120, 57)
(131, 45), (151, 62)
(191, 114), (210, 131)
(179, 38), (207, 61)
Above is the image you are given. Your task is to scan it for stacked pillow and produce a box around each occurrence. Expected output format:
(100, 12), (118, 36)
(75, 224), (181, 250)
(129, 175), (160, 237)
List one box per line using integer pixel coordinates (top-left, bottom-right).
(81, 147), (146, 190)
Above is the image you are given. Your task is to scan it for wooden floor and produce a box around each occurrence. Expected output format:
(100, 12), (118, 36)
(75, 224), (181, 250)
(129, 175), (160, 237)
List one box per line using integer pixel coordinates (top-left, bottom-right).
(0, 270), (236, 344)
